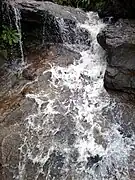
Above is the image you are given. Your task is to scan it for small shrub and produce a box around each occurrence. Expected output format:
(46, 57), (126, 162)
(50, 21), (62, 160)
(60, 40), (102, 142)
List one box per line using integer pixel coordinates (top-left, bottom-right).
(0, 25), (19, 46)
(0, 25), (19, 61)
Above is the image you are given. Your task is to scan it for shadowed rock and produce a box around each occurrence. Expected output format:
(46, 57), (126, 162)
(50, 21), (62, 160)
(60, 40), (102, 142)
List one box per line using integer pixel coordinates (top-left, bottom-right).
(43, 150), (65, 179)
(97, 19), (135, 94)
(98, 0), (135, 19)
(87, 154), (102, 168)
(11, 0), (91, 47)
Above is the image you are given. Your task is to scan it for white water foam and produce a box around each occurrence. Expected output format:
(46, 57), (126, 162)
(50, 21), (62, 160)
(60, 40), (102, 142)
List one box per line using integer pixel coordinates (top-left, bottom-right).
(17, 12), (135, 180)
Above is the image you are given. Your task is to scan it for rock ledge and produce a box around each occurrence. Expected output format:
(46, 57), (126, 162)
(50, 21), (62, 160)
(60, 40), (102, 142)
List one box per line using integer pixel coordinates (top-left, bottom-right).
(97, 19), (135, 93)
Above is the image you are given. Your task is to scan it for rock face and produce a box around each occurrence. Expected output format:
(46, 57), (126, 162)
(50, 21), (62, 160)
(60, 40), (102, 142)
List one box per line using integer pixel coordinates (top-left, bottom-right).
(11, 0), (91, 48)
(97, 19), (135, 93)
(0, 44), (81, 180)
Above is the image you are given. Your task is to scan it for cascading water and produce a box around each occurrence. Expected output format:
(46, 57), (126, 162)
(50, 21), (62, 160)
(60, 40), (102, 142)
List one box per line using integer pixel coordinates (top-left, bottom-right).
(13, 6), (24, 64)
(12, 12), (135, 180)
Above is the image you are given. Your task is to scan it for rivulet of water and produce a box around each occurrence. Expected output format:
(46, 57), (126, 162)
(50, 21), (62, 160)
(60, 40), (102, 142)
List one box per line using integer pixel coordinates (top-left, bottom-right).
(13, 6), (24, 64)
(15, 12), (135, 180)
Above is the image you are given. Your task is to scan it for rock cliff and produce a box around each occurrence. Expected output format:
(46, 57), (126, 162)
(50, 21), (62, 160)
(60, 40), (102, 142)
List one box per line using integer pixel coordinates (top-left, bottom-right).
(11, 0), (91, 48)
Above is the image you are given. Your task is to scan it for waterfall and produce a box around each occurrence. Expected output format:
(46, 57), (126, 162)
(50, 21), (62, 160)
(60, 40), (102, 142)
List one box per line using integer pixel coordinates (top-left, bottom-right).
(42, 20), (45, 45)
(12, 12), (135, 180)
(13, 6), (24, 64)
(1, 0), (24, 66)
(57, 16), (91, 50)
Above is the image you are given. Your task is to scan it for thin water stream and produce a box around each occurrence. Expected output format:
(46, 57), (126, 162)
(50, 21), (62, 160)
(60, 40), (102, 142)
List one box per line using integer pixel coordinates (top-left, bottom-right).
(13, 6), (24, 64)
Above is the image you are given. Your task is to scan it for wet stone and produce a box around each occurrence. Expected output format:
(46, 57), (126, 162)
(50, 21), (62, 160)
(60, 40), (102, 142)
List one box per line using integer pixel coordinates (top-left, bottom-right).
(21, 98), (38, 118)
(40, 102), (49, 111)
(53, 100), (67, 114)
(35, 72), (53, 91)
(2, 167), (14, 180)
(25, 159), (40, 180)
(1, 133), (23, 179)
(68, 133), (76, 146)
(54, 127), (71, 144)
(22, 68), (37, 81)
(117, 128), (132, 138)
(37, 173), (45, 180)
(70, 149), (79, 163)
(58, 86), (72, 103)
(43, 71), (52, 82)
(43, 150), (65, 179)
(87, 155), (102, 169)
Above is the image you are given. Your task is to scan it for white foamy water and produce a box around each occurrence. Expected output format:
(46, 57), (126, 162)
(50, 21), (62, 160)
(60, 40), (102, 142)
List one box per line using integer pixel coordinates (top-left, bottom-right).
(17, 12), (135, 180)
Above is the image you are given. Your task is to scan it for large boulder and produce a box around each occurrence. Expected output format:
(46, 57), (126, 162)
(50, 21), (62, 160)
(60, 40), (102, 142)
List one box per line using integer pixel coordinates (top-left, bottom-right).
(11, 0), (91, 48)
(97, 19), (135, 94)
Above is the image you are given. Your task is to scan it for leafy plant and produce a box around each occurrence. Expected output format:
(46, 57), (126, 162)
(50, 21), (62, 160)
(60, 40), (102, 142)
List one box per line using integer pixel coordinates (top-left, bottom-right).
(0, 25), (19, 46)
(0, 25), (19, 61)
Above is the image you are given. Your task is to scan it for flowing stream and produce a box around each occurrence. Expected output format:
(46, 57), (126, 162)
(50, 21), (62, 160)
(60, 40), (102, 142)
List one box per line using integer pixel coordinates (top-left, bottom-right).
(10, 12), (135, 180)
(13, 6), (24, 64)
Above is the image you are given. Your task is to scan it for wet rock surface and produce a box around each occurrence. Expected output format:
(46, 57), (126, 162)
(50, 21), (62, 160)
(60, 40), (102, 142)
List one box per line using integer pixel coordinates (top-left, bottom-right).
(87, 155), (102, 168)
(11, 0), (91, 47)
(0, 43), (135, 180)
(0, 45), (81, 180)
(97, 19), (135, 94)
(14, 0), (87, 23)
(1, 3), (135, 179)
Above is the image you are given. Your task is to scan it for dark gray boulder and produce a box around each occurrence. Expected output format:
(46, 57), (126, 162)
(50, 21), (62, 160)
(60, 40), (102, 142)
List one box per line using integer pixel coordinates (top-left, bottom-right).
(97, 19), (135, 94)
(11, 0), (91, 47)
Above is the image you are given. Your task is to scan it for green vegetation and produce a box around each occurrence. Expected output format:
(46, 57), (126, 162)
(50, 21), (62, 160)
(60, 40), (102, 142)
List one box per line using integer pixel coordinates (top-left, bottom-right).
(55, 0), (106, 11)
(0, 25), (19, 61)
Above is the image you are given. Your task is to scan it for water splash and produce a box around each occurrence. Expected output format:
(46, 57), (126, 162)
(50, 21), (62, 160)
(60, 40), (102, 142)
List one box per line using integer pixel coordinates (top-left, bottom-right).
(57, 16), (91, 50)
(15, 12), (135, 180)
